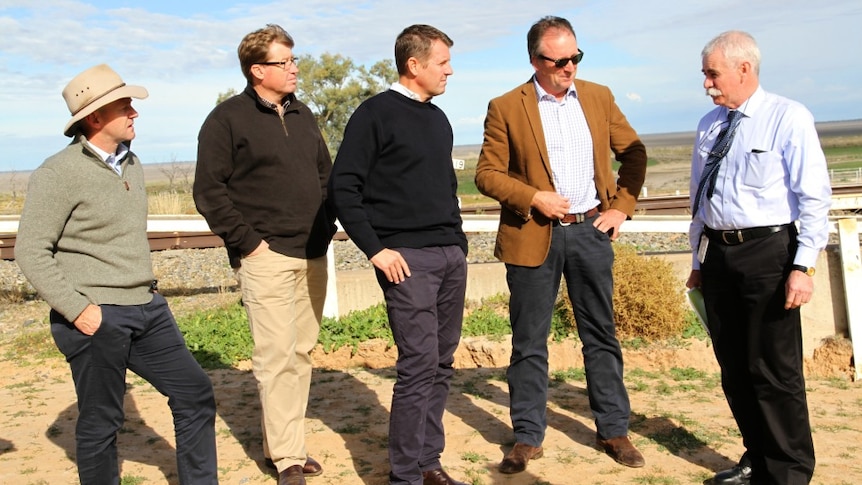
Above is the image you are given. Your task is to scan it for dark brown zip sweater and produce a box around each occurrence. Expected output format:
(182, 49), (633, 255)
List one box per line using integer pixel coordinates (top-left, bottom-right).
(194, 85), (335, 268)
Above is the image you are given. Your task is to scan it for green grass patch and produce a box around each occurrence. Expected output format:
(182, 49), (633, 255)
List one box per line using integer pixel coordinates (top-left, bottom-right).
(175, 301), (253, 369)
(1, 328), (60, 362)
(319, 303), (393, 354)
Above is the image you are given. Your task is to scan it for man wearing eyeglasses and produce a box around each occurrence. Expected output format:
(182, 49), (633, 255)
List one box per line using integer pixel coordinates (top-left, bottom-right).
(194, 24), (335, 485)
(475, 15), (647, 474)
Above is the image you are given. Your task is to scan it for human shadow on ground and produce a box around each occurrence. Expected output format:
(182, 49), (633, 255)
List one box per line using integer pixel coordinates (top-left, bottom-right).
(305, 367), (394, 485)
(547, 378), (738, 473)
(445, 367), (549, 484)
(213, 365), (394, 484)
(445, 366), (738, 481)
(47, 388), (180, 484)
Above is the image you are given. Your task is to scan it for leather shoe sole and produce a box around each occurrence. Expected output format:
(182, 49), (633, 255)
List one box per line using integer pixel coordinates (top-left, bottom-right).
(499, 442), (544, 474)
(596, 435), (645, 468)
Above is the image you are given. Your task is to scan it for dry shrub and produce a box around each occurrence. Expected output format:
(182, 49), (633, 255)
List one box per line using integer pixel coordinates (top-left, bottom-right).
(555, 244), (687, 342)
(147, 191), (198, 215)
(611, 244), (687, 340)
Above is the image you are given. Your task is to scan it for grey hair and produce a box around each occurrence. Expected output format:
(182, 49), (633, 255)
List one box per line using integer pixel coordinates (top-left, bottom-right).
(702, 30), (761, 75)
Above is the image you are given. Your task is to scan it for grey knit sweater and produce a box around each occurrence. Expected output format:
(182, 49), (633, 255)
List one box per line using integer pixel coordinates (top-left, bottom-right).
(16, 136), (155, 322)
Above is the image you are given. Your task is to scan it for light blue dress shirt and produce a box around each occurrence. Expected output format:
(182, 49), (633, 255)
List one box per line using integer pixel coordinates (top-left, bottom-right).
(689, 86), (832, 269)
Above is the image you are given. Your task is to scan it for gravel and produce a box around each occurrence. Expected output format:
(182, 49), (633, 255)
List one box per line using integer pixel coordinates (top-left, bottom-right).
(0, 232), (693, 295)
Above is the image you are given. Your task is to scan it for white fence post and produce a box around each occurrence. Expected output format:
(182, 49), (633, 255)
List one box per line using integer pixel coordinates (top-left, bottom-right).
(838, 218), (862, 380)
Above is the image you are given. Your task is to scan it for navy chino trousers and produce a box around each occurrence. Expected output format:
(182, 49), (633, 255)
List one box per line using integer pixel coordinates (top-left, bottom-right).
(376, 245), (467, 485)
(50, 293), (218, 485)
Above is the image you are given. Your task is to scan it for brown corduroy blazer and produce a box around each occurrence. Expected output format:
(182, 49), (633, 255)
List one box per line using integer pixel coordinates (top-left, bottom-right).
(475, 78), (647, 267)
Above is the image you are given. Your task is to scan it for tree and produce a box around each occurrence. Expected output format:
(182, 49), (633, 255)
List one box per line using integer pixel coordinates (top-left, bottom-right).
(213, 54), (396, 155)
(216, 88), (237, 105)
(296, 53), (396, 154)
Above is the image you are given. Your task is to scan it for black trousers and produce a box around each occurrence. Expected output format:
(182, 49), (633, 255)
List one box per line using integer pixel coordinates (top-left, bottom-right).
(376, 245), (467, 485)
(701, 227), (815, 484)
(506, 218), (630, 445)
(50, 293), (218, 485)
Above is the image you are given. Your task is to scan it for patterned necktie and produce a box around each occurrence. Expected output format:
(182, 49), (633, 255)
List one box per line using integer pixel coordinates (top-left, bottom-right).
(692, 109), (743, 213)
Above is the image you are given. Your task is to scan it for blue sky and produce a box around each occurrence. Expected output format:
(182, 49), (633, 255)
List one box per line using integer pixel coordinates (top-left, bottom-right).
(1, 0), (860, 172)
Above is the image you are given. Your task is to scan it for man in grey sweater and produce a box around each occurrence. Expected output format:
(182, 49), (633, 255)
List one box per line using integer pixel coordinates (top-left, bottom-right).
(15, 64), (218, 485)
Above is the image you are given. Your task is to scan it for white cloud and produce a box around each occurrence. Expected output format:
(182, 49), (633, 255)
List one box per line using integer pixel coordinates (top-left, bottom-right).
(1, 0), (860, 172)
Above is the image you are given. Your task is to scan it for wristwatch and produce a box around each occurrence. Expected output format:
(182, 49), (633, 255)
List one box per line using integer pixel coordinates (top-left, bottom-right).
(791, 264), (815, 277)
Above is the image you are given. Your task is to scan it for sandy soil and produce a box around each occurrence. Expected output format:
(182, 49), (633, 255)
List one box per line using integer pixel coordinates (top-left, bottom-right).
(0, 330), (858, 485)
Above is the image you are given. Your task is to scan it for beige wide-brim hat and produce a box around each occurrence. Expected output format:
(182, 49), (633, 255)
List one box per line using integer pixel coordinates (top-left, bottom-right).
(62, 64), (149, 137)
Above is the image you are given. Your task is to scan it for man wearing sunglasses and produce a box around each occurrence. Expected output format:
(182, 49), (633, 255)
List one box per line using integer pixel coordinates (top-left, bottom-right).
(475, 15), (647, 474)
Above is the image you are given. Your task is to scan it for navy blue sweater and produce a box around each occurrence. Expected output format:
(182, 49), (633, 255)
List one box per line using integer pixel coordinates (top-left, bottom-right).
(330, 90), (467, 258)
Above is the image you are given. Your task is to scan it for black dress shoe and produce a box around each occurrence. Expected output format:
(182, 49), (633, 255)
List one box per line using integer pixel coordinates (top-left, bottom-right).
(422, 468), (468, 485)
(713, 453), (752, 485)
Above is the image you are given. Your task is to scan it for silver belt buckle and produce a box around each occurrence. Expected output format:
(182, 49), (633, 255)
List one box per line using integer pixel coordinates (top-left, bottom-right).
(721, 230), (743, 244)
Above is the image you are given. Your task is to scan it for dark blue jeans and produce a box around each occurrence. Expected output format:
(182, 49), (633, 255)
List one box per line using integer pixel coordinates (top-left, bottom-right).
(506, 218), (630, 445)
(50, 293), (218, 484)
(376, 245), (467, 485)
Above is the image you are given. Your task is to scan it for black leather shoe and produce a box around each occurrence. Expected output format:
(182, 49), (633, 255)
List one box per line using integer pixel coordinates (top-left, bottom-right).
(713, 453), (752, 485)
(422, 468), (468, 485)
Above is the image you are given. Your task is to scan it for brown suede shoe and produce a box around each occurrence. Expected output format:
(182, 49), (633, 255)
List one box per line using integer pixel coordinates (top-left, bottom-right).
(278, 465), (306, 485)
(422, 468), (469, 485)
(596, 435), (645, 468)
(499, 442), (544, 474)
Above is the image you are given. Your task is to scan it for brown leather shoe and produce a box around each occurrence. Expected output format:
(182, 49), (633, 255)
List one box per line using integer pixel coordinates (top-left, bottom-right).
(302, 456), (323, 476)
(265, 457), (323, 476)
(278, 465), (306, 485)
(422, 468), (468, 485)
(499, 442), (544, 474)
(596, 435), (645, 468)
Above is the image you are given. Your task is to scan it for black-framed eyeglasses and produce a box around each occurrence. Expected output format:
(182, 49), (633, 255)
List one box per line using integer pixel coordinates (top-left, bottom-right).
(257, 57), (298, 70)
(536, 49), (584, 68)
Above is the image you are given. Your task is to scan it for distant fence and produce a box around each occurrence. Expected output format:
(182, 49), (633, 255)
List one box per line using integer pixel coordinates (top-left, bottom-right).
(831, 168), (862, 185)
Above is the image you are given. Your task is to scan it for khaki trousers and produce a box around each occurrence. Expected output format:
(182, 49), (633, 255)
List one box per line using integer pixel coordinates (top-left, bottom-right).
(235, 249), (327, 472)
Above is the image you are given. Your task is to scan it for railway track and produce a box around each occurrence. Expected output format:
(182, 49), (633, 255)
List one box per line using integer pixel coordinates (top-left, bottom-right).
(2, 184), (861, 260)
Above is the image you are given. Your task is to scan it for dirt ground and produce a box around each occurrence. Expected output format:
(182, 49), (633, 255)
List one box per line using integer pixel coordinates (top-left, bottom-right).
(0, 318), (859, 485)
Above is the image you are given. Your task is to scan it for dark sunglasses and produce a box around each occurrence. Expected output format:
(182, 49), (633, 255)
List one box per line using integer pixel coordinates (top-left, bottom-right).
(536, 49), (584, 68)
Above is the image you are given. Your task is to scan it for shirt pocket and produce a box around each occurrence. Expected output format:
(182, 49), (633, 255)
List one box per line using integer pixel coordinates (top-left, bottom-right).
(742, 150), (783, 189)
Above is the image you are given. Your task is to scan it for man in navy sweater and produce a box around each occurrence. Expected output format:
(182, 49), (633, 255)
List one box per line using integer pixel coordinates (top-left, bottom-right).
(329, 24), (468, 485)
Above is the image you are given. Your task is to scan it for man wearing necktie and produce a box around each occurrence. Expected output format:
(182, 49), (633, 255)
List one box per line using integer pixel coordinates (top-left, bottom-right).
(686, 31), (831, 485)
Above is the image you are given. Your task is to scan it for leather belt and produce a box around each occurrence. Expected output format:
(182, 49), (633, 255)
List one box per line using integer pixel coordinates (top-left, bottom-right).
(703, 224), (791, 246)
(559, 207), (599, 225)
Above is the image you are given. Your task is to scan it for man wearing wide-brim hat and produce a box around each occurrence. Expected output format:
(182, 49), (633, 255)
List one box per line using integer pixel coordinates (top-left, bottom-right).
(15, 64), (219, 484)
